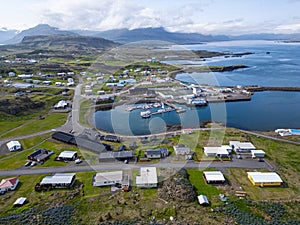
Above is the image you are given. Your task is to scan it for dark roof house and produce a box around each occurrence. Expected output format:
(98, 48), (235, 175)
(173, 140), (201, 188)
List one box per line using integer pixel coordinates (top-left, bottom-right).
(145, 148), (169, 159)
(28, 148), (53, 163)
(99, 150), (133, 162)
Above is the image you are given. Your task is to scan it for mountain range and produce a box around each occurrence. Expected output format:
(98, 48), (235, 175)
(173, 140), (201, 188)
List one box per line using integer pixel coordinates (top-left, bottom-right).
(1, 24), (300, 45)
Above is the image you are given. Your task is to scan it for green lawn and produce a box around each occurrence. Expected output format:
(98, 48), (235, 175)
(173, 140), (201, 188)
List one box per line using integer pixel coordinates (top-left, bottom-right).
(187, 169), (222, 199)
(1, 113), (68, 139)
(79, 99), (93, 127)
(0, 121), (24, 136)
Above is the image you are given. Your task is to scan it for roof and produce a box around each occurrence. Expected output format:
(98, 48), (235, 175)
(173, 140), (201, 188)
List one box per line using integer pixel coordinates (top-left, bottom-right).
(6, 141), (21, 149)
(52, 132), (74, 143)
(197, 195), (209, 205)
(58, 151), (77, 159)
(136, 167), (158, 185)
(0, 177), (19, 189)
(203, 171), (225, 182)
(251, 150), (265, 154)
(204, 147), (229, 155)
(230, 141), (255, 149)
(52, 132), (106, 153)
(14, 197), (26, 205)
(40, 173), (75, 185)
(94, 171), (123, 183)
(146, 149), (162, 155)
(29, 149), (52, 161)
(99, 151), (133, 159)
(247, 172), (283, 183)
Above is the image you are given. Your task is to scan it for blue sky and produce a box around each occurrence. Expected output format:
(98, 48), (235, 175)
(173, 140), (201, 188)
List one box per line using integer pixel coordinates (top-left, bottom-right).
(1, 0), (300, 34)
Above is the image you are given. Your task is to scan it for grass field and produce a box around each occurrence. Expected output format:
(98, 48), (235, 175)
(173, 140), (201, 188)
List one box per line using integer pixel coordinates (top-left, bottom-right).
(186, 169), (222, 201)
(79, 99), (93, 127)
(0, 113), (68, 139)
(0, 121), (24, 136)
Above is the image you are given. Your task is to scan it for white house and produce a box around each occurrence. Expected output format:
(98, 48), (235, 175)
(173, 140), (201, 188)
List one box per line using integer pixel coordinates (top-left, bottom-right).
(203, 146), (230, 158)
(173, 144), (191, 155)
(54, 100), (68, 109)
(40, 173), (76, 188)
(0, 177), (19, 193)
(203, 171), (225, 184)
(92, 171), (125, 187)
(57, 151), (78, 161)
(8, 72), (16, 77)
(251, 150), (266, 158)
(229, 141), (256, 152)
(6, 141), (22, 152)
(136, 167), (158, 188)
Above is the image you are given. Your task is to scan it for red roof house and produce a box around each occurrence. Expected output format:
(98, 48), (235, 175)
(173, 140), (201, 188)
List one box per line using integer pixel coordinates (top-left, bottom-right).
(0, 177), (19, 193)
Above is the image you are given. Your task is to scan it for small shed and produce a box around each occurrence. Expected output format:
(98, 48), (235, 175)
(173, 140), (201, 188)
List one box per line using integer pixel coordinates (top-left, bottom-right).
(197, 195), (209, 206)
(13, 197), (27, 207)
(6, 141), (22, 152)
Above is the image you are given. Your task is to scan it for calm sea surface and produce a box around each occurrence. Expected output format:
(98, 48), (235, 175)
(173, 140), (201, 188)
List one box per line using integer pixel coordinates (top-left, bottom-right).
(95, 41), (300, 135)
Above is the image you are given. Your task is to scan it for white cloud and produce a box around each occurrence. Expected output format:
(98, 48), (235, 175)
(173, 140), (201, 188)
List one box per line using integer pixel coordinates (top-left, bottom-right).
(275, 23), (300, 33)
(29, 0), (300, 35)
(35, 0), (162, 31)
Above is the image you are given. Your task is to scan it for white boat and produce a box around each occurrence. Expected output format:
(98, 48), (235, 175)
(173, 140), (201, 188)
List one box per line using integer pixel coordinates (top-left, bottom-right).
(140, 110), (151, 118)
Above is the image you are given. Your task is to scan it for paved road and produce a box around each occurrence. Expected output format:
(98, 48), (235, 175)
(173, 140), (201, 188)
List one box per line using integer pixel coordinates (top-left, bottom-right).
(240, 129), (300, 145)
(0, 159), (271, 177)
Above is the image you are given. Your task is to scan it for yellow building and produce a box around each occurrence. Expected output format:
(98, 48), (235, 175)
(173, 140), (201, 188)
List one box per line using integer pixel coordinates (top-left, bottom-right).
(247, 172), (283, 187)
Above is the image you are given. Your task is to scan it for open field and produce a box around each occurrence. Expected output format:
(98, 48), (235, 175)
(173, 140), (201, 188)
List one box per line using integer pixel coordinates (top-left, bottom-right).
(0, 113), (68, 139)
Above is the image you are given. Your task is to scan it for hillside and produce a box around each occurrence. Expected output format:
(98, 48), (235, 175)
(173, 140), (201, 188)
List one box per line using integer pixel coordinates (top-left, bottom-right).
(18, 34), (118, 50)
(92, 27), (229, 43)
(4, 24), (75, 44)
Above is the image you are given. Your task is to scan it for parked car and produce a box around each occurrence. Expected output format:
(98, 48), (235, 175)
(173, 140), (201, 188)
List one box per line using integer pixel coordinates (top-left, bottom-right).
(236, 154), (242, 159)
(24, 161), (32, 167)
(30, 161), (37, 167)
(75, 159), (82, 164)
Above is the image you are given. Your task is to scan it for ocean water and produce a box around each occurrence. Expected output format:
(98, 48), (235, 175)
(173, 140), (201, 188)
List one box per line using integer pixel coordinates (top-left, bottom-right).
(95, 41), (300, 135)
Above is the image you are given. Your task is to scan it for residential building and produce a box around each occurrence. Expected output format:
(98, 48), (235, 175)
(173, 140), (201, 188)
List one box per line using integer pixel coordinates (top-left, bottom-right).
(57, 151), (78, 161)
(35, 173), (76, 190)
(92, 171), (129, 190)
(229, 141), (256, 152)
(247, 172), (283, 187)
(203, 146), (230, 158)
(173, 144), (190, 155)
(0, 177), (19, 193)
(28, 148), (54, 163)
(6, 141), (22, 152)
(251, 150), (266, 158)
(99, 151), (133, 162)
(101, 135), (120, 142)
(136, 167), (158, 188)
(203, 171), (225, 184)
(145, 148), (169, 159)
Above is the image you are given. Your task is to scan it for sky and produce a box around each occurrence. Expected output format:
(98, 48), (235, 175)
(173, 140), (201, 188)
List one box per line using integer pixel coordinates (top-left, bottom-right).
(1, 0), (300, 35)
